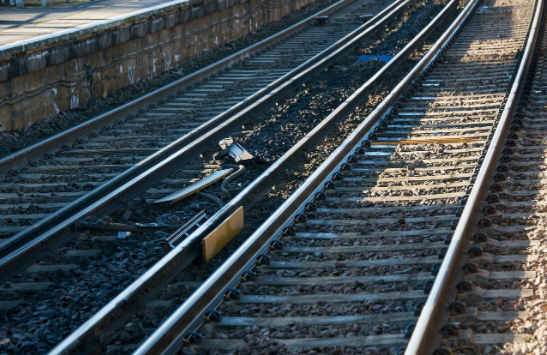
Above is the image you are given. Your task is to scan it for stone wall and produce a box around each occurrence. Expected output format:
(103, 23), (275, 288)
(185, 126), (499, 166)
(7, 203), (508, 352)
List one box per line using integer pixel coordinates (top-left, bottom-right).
(0, 0), (316, 131)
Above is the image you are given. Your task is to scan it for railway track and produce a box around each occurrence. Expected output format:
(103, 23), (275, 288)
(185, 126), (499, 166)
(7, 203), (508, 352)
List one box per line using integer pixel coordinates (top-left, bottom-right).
(426, 3), (546, 354)
(0, 0), (378, 239)
(0, 0), (459, 353)
(0, 0), (416, 286)
(124, 0), (544, 353)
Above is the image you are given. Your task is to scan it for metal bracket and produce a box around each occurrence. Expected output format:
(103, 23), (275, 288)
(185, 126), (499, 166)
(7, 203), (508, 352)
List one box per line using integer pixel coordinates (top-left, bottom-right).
(165, 211), (208, 253)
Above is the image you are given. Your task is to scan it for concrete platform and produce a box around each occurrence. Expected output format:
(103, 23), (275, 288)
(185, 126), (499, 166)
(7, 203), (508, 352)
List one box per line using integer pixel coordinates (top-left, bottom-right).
(0, 0), (196, 54)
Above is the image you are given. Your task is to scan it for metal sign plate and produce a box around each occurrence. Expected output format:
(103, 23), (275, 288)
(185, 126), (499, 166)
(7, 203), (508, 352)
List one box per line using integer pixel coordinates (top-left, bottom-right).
(203, 207), (244, 263)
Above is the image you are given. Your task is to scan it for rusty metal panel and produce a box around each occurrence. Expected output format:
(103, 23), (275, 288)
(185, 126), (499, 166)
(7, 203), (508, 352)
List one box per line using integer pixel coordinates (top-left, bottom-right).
(203, 207), (244, 263)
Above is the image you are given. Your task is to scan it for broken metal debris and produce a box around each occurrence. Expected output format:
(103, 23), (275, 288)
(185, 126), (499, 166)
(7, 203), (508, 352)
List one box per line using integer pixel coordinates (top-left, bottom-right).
(154, 169), (233, 204)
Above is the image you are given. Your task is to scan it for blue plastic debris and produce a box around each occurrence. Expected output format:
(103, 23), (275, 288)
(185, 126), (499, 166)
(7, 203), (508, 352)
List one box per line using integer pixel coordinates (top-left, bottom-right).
(356, 55), (394, 62)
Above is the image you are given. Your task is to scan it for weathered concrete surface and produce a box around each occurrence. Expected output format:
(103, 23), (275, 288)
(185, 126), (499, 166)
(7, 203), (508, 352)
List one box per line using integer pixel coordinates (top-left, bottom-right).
(0, 0), (188, 48)
(0, 0), (317, 131)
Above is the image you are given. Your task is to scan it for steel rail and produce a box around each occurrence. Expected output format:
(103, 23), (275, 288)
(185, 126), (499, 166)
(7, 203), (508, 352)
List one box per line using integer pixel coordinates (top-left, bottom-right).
(405, 0), (544, 353)
(46, 1), (458, 354)
(0, 0), (411, 284)
(131, 0), (479, 353)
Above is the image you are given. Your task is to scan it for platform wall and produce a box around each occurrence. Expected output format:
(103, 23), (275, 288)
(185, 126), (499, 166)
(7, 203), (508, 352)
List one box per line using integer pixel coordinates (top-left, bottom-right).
(0, 0), (316, 131)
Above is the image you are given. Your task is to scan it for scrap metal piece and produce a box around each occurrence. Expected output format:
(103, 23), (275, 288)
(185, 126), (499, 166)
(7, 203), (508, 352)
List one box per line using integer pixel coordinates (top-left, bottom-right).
(228, 142), (254, 163)
(165, 211), (208, 253)
(202, 207), (244, 263)
(218, 137), (254, 163)
(154, 169), (233, 204)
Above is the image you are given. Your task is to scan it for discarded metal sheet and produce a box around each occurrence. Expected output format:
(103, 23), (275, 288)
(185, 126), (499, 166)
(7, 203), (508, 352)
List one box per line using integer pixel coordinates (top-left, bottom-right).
(154, 169), (233, 204)
(203, 207), (244, 263)
(228, 142), (254, 162)
(356, 55), (394, 62)
(218, 137), (254, 163)
(165, 211), (208, 253)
